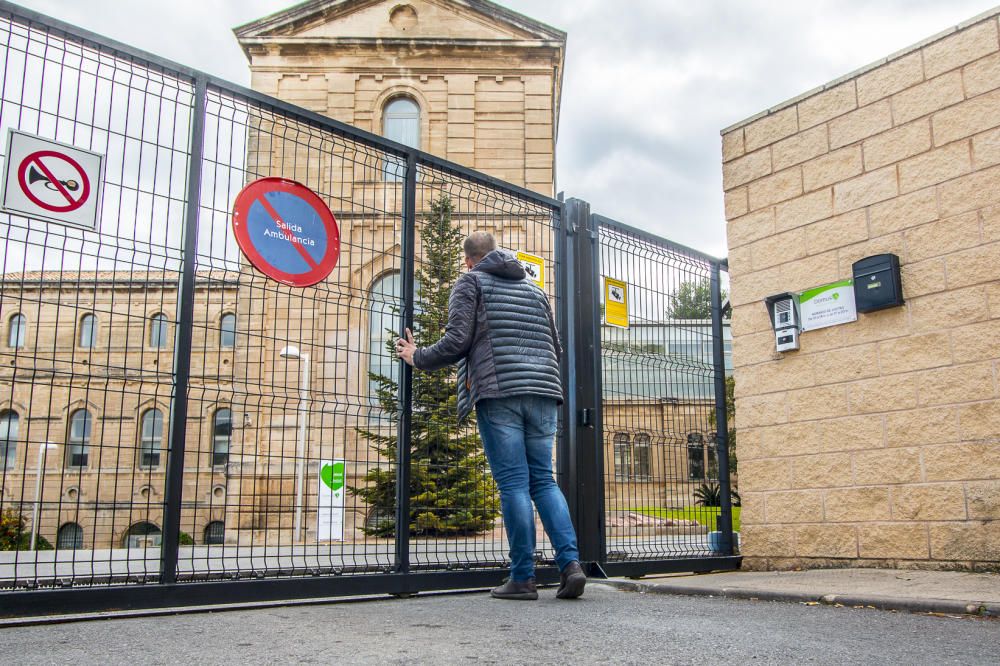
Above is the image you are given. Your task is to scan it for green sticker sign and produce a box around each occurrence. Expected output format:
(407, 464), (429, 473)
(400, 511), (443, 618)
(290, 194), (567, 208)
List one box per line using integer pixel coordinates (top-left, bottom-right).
(318, 459), (345, 541)
(321, 461), (345, 492)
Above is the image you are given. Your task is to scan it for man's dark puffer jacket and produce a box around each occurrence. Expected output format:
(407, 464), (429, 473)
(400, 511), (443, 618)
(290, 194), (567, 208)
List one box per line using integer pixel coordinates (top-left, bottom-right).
(412, 248), (563, 421)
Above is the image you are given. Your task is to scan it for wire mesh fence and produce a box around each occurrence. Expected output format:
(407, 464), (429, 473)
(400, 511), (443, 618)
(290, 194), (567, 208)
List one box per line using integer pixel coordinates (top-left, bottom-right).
(0, 5), (567, 591)
(0, 9), (196, 586)
(596, 217), (734, 561)
(0, 2), (734, 612)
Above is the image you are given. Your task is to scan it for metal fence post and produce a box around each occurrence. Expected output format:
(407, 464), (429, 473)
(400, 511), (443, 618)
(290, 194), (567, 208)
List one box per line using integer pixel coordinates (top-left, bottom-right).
(710, 260), (735, 555)
(555, 201), (574, 507)
(160, 76), (208, 584)
(394, 151), (417, 574)
(566, 199), (605, 565)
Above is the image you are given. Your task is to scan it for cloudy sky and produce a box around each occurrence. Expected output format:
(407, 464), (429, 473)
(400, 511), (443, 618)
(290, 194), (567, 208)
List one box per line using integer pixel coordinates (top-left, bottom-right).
(16, 0), (999, 257)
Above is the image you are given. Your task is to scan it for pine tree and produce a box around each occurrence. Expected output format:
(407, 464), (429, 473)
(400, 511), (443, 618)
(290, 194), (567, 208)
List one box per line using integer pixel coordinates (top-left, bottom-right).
(352, 195), (500, 537)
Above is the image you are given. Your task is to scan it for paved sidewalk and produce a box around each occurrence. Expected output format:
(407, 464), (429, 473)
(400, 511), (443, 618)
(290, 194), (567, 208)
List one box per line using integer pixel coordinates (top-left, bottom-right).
(598, 568), (1000, 616)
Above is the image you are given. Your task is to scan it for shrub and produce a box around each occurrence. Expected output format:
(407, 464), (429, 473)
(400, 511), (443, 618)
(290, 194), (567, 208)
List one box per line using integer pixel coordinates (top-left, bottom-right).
(0, 509), (54, 551)
(694, 482), (741, 508)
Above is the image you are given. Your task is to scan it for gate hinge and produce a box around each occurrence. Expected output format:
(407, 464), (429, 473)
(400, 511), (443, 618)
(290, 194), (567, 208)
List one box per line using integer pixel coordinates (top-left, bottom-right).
(578, 408), (594, 427)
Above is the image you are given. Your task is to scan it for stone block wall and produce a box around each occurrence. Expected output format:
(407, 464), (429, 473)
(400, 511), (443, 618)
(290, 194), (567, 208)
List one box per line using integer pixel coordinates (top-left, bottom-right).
(721, 11), (1000, 571)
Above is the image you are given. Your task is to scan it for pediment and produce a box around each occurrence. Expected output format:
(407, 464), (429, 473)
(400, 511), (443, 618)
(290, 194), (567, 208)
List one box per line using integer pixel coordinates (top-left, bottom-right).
(235, 0), (565, 43)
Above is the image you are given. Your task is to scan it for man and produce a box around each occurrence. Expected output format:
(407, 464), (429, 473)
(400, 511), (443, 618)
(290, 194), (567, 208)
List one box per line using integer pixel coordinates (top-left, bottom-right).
(395, 231), (586, 601)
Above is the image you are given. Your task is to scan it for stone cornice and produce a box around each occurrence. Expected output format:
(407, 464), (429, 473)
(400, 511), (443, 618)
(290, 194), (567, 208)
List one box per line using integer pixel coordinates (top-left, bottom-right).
(239, 37), (565, 50)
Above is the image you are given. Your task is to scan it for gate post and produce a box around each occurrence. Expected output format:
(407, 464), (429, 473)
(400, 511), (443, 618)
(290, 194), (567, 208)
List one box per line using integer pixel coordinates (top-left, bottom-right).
(565, 199), (605, 565)
(394, 150), (417, 573)
(555, 199), (573, 507)
(710, 260), (736, 555)
(160, 76), (208, 584)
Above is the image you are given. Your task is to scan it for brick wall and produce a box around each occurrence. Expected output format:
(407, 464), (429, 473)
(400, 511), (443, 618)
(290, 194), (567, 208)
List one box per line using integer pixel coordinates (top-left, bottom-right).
(721, 11), (1000, 571)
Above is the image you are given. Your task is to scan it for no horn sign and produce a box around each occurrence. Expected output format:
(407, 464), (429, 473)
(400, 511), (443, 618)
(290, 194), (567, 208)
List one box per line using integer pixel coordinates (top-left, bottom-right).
(2, 130), (104, 229)
(232, 177), (341, 287)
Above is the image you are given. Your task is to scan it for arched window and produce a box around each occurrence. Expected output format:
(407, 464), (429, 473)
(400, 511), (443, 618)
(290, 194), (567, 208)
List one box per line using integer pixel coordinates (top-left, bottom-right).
(365, 506), (394, 534)
(139, 409), (163, 468)
(148, 313), (168, 348)
(124, 522), (161, 548)
(67, 409), (92, 468)
(0, 409), (18, 470)
(220, 313), (236, 348)
(368, 272), (401, 411)
(57, 523), (84, 550)
(612, 432), (631, 481)
(212, 408), (232, 466)
(204, 521), (225, 545)
(78, 314), (97, 348)
(687, 432), (705, 480)
(382, 96), (420, 181)
(7, 313), (26, 348)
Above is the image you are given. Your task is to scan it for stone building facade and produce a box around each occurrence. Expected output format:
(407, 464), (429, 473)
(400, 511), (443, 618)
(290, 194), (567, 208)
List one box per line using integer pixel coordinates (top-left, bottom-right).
(0, 272), (238, 549)
(722, 9), (1000, 570)
(233, 0), (565, 196)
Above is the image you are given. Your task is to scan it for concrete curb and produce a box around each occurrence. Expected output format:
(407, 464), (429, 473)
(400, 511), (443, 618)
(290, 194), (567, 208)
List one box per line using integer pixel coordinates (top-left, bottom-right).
(594, 579), (1000, 618)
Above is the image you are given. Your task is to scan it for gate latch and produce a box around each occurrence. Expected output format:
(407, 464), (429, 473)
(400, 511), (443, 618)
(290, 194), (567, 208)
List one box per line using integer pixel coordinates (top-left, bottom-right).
(579, 408), (594, 428)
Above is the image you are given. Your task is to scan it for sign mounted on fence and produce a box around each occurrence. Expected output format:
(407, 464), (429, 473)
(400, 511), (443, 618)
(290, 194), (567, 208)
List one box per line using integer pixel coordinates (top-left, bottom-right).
(232, 177), (341, 287)
(1, 129), (103, 229)
(317, 460), (346, 541)
(516, 251), (545, 288)
(604, 277), (629, 328)
(799, 279), (857, 332)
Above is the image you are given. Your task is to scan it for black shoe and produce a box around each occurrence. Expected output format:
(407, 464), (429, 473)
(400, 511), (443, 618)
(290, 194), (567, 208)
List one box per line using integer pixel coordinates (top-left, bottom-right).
(556, 561), (586, 599)
(491, 577), (538, 600)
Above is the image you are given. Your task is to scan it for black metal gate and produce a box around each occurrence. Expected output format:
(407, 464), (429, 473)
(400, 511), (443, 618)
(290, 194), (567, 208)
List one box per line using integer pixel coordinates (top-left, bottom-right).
(562, 202), (737, 579)
(0, 3), (736, 618)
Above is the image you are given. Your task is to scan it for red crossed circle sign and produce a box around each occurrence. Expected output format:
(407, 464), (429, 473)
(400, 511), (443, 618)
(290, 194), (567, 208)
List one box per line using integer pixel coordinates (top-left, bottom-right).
(17, 150), (91, 213)
(232, 177), (341, 287)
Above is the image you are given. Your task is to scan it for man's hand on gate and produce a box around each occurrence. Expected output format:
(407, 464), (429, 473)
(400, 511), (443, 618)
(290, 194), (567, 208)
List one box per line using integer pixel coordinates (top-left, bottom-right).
(395, 328), (416, 366)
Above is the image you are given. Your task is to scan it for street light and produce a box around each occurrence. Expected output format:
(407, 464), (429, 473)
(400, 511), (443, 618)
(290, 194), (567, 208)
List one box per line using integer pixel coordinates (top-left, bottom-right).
(280, 345), (310, 543)
(31, 441), (59, 551)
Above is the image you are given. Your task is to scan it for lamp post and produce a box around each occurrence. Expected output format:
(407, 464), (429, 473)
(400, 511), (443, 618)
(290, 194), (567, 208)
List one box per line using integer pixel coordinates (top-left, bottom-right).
(280, 345), (310, 543)
(31, 442), (59, 551)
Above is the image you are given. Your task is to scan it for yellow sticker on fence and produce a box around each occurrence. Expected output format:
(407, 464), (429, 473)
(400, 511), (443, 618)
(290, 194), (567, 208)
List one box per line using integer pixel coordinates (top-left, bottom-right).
(604, 277), (629, 328)
(516, 251), (545, 288)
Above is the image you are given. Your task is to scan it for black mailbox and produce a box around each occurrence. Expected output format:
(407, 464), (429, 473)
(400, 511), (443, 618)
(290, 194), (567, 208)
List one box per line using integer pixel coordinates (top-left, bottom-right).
(852, 253), (904, 313)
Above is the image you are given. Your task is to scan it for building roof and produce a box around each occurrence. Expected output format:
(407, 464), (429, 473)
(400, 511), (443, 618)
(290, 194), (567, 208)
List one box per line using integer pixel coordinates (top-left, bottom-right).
(1, 270), (240, 286)
(234, 0), (566, 44)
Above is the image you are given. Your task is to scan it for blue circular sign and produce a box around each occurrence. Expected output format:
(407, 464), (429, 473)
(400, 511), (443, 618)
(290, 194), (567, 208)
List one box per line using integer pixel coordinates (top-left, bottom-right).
(232, 178), (340, 287)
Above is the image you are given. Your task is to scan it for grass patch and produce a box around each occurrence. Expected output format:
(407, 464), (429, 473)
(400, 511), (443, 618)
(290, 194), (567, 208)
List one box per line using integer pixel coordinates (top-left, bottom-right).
(631, 506), (741, 532)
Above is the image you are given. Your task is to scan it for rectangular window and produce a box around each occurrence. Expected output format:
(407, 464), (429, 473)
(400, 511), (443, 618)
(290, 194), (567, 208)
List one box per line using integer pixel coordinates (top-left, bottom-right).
(707, 443), (719, 480)
(1, 440), (13, 469)
(634, 445), (651, 480)
(687, 443), (705, 480)
(68, 448), (88, 468)
(614, 443), (632, 481)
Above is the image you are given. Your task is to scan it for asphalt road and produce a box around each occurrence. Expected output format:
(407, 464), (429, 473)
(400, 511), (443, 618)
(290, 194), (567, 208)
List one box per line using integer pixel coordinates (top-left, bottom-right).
(3, 584), (997, 665)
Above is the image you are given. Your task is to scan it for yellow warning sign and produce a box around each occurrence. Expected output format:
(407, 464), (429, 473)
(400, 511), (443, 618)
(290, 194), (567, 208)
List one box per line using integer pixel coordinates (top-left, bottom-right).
(516, 251), (545, 288)
(604, 277), (629, 329)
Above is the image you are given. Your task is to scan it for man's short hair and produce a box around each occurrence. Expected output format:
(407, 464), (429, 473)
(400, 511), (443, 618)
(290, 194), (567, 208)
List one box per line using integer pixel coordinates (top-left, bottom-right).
(463, 231), (496, 262)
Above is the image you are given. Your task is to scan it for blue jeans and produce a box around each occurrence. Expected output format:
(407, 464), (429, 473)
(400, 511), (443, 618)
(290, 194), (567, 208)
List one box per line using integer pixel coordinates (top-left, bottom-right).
(476, 395), (579, 581)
